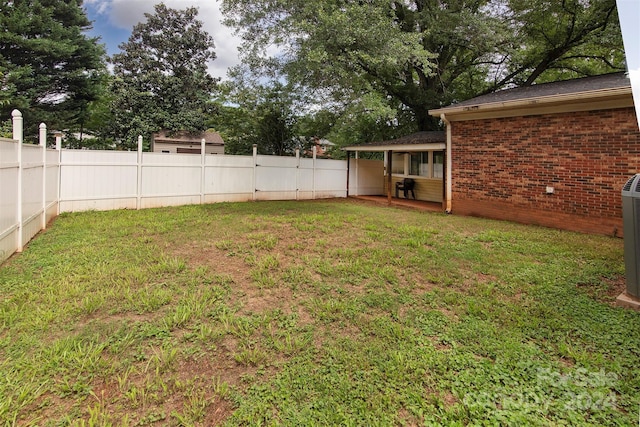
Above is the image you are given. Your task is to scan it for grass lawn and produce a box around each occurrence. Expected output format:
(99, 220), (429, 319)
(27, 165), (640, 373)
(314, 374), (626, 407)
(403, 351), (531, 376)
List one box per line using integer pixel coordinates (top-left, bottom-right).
(0, 199), (639, 426)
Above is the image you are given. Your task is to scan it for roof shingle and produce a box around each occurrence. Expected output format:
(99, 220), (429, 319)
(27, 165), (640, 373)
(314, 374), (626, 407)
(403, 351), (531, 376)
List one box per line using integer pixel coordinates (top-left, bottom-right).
(452, 72), (630, 108)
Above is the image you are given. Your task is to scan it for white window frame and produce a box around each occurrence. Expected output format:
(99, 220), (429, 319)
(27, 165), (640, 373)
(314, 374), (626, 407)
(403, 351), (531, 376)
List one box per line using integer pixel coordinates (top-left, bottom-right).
(389, 151), (442, 179)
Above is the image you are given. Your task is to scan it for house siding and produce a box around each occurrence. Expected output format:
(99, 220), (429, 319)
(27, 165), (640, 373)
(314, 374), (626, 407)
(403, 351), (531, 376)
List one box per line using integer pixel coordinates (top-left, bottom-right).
(450, 107), (640, 236)
(384, 176), (443, 203)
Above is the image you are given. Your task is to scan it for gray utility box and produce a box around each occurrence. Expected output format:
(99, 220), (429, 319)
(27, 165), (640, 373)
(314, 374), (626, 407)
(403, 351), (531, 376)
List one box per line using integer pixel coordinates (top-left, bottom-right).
(622, 174), (640, 297)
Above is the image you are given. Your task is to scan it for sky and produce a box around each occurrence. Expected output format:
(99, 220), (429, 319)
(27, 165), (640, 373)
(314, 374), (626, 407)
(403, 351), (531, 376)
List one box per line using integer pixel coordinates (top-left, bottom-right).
(83, 0), (640, 124)
(83, 0), (241, 80)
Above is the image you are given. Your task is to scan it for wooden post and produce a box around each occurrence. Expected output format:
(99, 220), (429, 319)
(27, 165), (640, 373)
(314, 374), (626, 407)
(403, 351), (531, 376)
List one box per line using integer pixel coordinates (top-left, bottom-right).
(387, 150), (393, 205)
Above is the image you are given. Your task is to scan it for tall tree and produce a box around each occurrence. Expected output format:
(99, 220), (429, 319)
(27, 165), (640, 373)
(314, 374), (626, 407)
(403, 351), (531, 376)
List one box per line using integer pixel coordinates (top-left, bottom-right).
(0, 0), (106, 139)
(222, 0), (624, 133)
(109, 3), (217, 150)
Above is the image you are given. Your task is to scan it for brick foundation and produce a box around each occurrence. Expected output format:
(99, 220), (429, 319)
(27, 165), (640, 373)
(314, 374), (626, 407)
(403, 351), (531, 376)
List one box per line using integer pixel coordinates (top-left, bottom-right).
(451, 107), (640, 236)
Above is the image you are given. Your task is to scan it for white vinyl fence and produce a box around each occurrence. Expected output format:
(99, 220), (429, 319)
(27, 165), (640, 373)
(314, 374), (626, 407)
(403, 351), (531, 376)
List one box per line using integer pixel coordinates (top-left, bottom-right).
(59, 137), (348, 212)
(1, 112), (59, 263)
(1, 111), (350, 263)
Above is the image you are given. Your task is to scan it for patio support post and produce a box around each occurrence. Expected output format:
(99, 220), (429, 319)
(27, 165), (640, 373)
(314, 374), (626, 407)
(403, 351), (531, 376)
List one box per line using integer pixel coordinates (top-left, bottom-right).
(387, 150), (393, 205)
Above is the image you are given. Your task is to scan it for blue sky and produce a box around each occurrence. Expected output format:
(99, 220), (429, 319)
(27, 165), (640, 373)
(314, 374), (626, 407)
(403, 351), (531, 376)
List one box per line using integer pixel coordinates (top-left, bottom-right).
(83, 0), (240, 79)
(83, 0), (640, 122)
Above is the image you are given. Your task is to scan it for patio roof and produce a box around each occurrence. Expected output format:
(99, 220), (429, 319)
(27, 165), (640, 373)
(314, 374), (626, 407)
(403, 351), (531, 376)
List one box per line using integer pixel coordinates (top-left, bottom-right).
(343, 131), (446, 152)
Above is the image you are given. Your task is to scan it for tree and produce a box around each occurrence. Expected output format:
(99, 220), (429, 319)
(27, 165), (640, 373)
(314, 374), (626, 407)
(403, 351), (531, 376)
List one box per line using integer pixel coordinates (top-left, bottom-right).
(222, 0), (624, 133)
(109, 3), (217, 150)
(0, 0), (106, 140)
(211, 79), (302, 156)
(502, 0), (624, 87)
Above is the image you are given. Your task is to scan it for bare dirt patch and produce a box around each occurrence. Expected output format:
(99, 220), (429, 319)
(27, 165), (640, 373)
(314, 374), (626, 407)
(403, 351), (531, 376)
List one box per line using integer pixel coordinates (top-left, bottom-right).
(576, 275), (626, 305)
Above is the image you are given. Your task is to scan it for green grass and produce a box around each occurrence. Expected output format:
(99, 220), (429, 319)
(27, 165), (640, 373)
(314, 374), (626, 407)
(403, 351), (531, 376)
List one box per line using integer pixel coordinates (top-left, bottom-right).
(0, 199), (638, 426)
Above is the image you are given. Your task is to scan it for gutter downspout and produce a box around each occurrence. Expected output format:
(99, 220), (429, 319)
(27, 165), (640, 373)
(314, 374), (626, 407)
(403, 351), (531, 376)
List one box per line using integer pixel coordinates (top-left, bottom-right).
(440, 114), (452, 213)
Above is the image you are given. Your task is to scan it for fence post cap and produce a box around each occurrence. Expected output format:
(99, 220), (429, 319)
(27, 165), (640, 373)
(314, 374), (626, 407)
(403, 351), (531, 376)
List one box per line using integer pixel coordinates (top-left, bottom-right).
(39, 123), (46, 129)
(11, 109), (22, 118)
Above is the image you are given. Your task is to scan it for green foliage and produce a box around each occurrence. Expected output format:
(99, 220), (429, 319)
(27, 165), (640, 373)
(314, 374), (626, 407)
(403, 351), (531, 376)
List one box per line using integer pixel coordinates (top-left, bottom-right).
(0, 118), (11, 139)
(506, 0), (624, 85)
(207, 100), (255, 155)
(108, 3), (218, 150)
(222, 0), (624, 133)
(212, 81), (303, 155)
(0, 0), (107, 138)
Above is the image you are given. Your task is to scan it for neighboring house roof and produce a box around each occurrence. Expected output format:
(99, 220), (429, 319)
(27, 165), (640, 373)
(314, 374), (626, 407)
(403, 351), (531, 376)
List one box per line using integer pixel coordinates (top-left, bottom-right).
(429, 72), (634, 121)
(343, 131), (446, 152)
(152, 130), (224, 146)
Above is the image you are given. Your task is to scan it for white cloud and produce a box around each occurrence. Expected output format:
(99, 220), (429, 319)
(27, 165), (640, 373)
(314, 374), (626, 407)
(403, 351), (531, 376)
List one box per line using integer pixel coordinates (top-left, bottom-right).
(84, 0), (111, 15)
(89, 0), (241, 80)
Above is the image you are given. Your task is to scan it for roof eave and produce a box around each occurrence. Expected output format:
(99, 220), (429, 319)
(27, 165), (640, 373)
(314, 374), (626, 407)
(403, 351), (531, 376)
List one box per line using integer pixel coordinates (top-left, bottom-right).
(429, 87), (633, 121)
(343, 142), (446, 152)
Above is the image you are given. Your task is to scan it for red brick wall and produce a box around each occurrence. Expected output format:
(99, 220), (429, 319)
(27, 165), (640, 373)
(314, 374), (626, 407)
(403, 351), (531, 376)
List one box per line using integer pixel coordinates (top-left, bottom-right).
(451, 107), (640, 236)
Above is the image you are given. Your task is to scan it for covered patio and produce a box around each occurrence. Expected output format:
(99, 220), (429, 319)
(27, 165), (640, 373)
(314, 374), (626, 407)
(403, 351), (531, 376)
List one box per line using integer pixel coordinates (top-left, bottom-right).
(344, 132), (446, 210)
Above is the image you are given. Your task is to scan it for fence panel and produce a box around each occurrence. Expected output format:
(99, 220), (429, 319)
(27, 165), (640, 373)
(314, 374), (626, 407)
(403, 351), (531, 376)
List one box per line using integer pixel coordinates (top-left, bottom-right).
(314, 158), (348, 198)
(0, 138), (18, 263)
(255, 155), (298, 200)
(204, 155), (254, 203)
(140, 152), (202, 208)
(45, 149), (59, 223)
(297, 158), (314, 200)
(21, 144), (44, 246)
(59, 150), (138, 212)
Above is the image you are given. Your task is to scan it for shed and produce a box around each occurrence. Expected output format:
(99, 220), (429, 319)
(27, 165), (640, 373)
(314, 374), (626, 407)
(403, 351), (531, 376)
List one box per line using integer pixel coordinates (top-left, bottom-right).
(429, 72), (640, 236)
(151, 130), (224, 154)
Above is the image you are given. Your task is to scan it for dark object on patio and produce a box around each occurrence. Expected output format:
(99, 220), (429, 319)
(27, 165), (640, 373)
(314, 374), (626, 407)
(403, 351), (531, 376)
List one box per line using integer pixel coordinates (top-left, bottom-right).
(395, 178), (416, 199)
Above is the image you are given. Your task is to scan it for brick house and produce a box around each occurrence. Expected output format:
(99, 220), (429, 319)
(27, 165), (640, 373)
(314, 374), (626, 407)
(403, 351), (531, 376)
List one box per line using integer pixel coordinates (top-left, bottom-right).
(429, 72), (640, 236)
